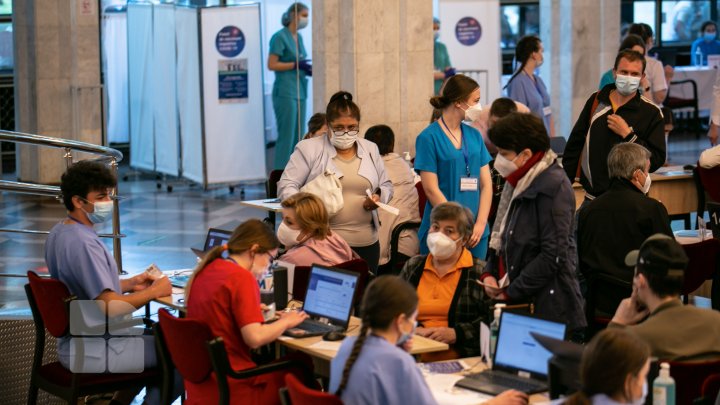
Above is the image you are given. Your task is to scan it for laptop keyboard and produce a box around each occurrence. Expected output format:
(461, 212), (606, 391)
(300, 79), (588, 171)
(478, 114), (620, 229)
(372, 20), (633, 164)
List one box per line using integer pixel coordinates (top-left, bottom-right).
(297, 319), (336, 333)
(466, 371), (546, 393)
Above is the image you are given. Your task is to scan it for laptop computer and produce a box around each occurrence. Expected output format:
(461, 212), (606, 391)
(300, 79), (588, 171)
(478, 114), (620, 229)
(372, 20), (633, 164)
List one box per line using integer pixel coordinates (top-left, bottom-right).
(455, 311), (567, 395)
(708, 202), (720, 238)
(190, 228), (233, 258)
(284, 264), (360, 338)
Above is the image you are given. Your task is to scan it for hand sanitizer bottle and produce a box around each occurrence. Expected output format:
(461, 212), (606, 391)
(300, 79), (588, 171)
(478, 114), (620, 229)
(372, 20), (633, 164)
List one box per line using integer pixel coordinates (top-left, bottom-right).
(489, 303), (506, 363)
(653, 362), (676, 405)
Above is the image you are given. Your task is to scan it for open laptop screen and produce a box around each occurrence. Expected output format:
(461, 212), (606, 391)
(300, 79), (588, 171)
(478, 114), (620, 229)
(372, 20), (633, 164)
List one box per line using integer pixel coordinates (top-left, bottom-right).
(302, 265), (359, 327)
(204, 228), (232, 251)
(494, 311), (567, 377)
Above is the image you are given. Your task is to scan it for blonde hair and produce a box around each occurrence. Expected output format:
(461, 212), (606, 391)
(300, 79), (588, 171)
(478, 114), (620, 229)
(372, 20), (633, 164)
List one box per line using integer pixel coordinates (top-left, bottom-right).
(281, 192), (331, 240)
(185, 219), (279, 300)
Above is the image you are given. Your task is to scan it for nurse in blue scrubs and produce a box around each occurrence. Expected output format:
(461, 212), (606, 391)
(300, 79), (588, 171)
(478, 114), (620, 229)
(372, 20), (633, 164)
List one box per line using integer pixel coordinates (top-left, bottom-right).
(505, 35), (555, 137)
(268, 3), (311, 170)
(415, 75), (493, 260)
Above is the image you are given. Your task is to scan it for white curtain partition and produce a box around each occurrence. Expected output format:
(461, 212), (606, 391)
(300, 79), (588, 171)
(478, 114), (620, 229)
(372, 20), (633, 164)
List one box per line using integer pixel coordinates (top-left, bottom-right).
(127, 3), (155, 172)
(102, 8), (129, 144)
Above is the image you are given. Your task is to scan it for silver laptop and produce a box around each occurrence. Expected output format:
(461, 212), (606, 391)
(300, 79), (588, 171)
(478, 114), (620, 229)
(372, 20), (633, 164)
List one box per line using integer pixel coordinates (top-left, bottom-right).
(168, 228), (233, 288)
(284, 264), (360, 338)
(455, 311), (567, 395)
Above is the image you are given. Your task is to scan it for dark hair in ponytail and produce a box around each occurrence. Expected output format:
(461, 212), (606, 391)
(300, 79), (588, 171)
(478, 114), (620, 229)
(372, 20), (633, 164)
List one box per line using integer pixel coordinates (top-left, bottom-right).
(429, 74), (479, 110)
(185, 219), (280, 300)
(335, 276), (418, 397)
(326, 91), (361, 124)
(504, 35), (541, 89)
(564, 329), (650, 405)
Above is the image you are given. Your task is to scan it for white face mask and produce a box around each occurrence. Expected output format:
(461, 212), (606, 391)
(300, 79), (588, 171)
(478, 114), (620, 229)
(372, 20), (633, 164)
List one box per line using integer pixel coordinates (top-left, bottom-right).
(494, 154), (519, 178)
(640, 170), (652, 194)
(277, 221), (302, 248)
(630, 381), (648, 405)
(427, 231), (461, 260)
(250, 253), (272, 282)
(463, 102), (483, 122)
(297, 16), (309, 30)
(397, 320), (417, 346)
(615, 74), (641, 96)
(331, 131), (358, 150)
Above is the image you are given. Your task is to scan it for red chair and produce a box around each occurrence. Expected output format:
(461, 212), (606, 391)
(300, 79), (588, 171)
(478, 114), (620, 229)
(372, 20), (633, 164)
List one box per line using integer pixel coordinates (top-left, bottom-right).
(696, 373), (720, 404)
(416, 181), (427, 218)
(25, 271), (157, 404)
(284, 374), (343, 405)
(156, 308), (312, 405)
(666, 359), (720, 405)
(681, 238), (720, 310)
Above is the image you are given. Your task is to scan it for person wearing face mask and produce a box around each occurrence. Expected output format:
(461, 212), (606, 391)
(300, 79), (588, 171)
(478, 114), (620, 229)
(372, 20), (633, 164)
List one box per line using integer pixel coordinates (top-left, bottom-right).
(278, 91), (393, 272)
(480, 113), (586, 337)
(504, 35), (555, 136)
(416, 74), (493, 260)
(563, 329), (651, 405)
(268, 2), (311, 170)
(691, 21), (720, 66)
(276, 192), (357, 267)
(433, 17), (456, 95)
(185, 219), (313, 405)
(578, 143), (673, 318)
(598, 35), (649, 92)
(610, 234), (720, 361)
(564, 49), (666, 205)
(46, 161), (181, 405)
(330, 275), (528, 405)
(399, 202), (487, 361)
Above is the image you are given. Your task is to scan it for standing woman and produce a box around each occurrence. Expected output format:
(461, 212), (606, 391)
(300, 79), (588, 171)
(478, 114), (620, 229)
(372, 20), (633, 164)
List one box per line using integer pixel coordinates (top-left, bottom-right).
(415, 74), (493, 260)
(277, 91), (393, 272)
(505, 35), (555, 137)
(268, 3), (312, 170)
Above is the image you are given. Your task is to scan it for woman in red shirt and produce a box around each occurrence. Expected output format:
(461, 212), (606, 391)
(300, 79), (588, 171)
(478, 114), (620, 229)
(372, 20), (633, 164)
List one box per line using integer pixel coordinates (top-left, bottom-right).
(185, 219), (310, 404)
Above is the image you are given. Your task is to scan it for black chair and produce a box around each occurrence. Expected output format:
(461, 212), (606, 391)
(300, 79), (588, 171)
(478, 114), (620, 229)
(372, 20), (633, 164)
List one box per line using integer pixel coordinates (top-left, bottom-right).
(265, 169), (284, 227)
(665, 79), (702, 136)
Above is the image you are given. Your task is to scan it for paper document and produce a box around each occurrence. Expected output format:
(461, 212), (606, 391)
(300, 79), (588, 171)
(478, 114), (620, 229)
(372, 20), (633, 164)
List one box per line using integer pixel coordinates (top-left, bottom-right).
(308, 340), (342, 352)
(365, 189), (399, 216)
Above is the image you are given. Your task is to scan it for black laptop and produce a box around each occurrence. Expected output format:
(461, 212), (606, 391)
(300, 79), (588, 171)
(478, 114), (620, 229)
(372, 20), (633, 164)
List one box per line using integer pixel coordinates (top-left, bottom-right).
(190, 228), (233, 258)
(455, 311), (567, 395)
(284, 264), (360, 338)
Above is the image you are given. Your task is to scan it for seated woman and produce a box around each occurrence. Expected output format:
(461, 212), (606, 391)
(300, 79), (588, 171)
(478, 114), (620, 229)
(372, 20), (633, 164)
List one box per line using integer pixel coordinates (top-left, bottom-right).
(185, 219), (311, 405)
(364, 124), (420, 272)
(480, 112), (585, 336)
(329, 275), (527, 405)
(399, 202), (486, 361)
(564, 329), (650, 405)
(277, 192), (357, 267)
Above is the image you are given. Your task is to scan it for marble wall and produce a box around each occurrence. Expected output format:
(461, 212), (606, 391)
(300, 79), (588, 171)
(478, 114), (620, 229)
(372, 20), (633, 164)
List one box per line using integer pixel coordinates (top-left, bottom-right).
(13, 0), (103, 184)
(540, 0), (620, 138)
(313, 0), (434, 155)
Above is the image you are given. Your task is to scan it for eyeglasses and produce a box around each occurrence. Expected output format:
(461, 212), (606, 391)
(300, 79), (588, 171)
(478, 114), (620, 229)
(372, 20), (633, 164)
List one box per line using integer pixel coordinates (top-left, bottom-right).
(333, 129), (359, 137)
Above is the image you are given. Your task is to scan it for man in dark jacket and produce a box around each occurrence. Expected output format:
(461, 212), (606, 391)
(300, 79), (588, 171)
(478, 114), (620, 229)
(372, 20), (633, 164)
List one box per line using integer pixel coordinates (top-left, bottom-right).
(579, 143), (673, 315)
(563, 49), (666, 204)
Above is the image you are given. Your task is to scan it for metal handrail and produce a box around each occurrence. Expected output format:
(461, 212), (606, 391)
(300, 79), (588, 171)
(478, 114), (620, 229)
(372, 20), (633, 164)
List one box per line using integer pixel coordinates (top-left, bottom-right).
(0, 130), (126, 273)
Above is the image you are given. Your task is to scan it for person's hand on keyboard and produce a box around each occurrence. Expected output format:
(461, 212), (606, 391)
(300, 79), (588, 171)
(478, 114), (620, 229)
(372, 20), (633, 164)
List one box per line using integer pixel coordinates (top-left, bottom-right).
(279, 309), (309, 329)
(483, 390), (528, 405)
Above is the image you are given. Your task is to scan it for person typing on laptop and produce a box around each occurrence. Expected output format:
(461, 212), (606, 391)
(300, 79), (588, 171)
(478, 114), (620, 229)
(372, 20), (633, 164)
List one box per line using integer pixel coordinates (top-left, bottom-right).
(330, 275), (527, 405)
(184, 219), (313, 404)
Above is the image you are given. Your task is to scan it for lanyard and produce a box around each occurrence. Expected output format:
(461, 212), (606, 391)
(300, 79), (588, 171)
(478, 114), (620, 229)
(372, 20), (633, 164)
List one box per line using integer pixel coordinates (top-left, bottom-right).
(67, 216), (83, 225)
(440, 117), (471, 176)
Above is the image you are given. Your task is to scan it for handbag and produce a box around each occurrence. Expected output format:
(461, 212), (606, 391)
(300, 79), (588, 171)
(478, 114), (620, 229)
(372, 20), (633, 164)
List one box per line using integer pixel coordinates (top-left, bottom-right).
(300, 170), (344, 216)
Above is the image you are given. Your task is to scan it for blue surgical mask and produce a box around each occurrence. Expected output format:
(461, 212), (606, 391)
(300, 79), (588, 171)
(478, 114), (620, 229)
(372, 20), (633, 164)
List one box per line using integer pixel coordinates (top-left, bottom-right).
(297, 16), (309, 30)
(704, 32), (716, 42)
(81, 199), (114, 224)
(615, 74), (640, 96)
(397, 320), (417, 346)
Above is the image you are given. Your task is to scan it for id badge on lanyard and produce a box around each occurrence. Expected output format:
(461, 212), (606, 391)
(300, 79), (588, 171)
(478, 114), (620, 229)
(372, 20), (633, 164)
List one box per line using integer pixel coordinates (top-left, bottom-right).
(459, 135), (478, 192)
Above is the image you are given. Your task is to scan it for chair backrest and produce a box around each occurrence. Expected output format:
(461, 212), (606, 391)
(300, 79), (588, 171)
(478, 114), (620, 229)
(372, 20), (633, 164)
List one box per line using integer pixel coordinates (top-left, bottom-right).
(285, 374), (343, 405)
(334, 258), (371, 307)
(681, 239), (720, 297)
(667, 359), (720, 405)
(415, 182), (427, 218)
(26, 271), (72, 338)
(157, 308), (214, 384)
(267, 169), (285, 199)
(701, 373), (720, 404)
(698, 165), (720, 203)
(292, 266), (312, 302)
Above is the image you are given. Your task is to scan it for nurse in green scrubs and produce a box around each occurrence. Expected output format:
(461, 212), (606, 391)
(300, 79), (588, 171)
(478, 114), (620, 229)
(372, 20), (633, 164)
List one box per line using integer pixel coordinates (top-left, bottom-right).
(268, 3), (311, 170)
(433, 17), (455, 95)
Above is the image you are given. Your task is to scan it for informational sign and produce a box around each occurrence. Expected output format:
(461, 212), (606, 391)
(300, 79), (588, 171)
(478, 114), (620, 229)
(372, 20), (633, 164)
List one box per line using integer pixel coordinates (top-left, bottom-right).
(218, 59), (249, 102)
(455, 17), (482, 46)
(215, 25), (245, 57)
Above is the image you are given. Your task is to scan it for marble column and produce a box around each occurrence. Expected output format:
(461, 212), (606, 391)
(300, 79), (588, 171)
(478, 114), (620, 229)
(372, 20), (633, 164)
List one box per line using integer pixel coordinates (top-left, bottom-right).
(540, 0), (620, 138)
(13, 0), (103, 184)
(312, 0), (434, 155)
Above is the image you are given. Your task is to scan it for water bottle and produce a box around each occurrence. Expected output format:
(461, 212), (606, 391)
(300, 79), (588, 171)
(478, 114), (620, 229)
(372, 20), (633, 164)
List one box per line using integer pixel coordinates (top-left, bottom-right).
(403, 151), (413, 168)
(653, 362), (676, 405)
(489, 303), (505, 363)
(695, 47), (704, 66)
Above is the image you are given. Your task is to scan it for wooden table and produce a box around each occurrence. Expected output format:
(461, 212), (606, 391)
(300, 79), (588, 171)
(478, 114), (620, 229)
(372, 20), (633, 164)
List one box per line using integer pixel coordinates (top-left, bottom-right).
(573, 166), (697, 216)
(154, 290), (187, 312)
(424, 357), (549, 404)
(276, 316), (448, 377)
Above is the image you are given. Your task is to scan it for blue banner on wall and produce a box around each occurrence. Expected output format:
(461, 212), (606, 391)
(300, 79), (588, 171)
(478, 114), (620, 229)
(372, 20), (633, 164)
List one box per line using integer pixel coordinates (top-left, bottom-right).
(216, 25), (245, 57)
(455, 17), (482, 46)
